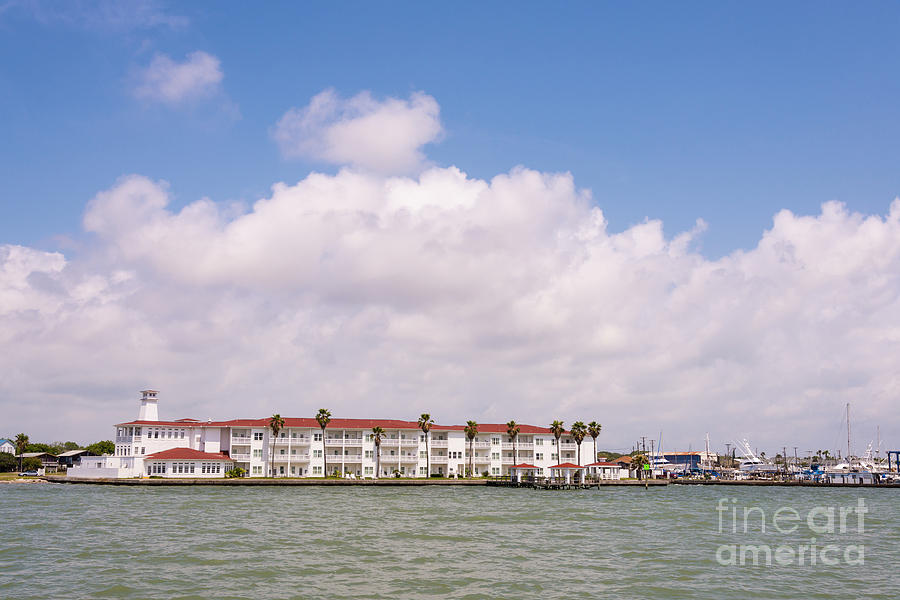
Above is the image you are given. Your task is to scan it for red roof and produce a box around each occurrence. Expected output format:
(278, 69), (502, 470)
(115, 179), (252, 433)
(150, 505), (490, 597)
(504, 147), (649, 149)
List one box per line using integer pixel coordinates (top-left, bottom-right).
(117, 417), (554, 433)
(586, 461), (621, 467)
(509, 463), (541, 469)
(144, 448), (234, 461)
(550, 462), (585, 469)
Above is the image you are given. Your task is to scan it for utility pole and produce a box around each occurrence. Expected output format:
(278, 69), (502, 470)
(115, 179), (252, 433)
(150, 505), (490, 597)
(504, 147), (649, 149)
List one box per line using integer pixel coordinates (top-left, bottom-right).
(783, 446), (788, 480)
(650, 440), (655, 480)
(725, 443), (732, 468)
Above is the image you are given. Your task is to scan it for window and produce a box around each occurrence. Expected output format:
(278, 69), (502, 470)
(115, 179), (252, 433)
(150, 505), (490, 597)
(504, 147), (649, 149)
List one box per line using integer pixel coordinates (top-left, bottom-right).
(252, 465), (262, 474)
(313, 433), (322, 441)
(491, 452), (500, 460)
(364, 467), (373, 475)
(364, 450), (373, 458)
(312, 466), (322, 475)
(536, 453), (543, 460)
(190, 463), (195, 474)
(492, 467), (500, 475)
(253, 449), (262, 458)
(551, 453), (558, 461)
(291, 466), (297, 475)
(280, 449), (286, 455)
(141, 447), (145, 455)
(253, 432), (264, 441)
(366, 434), (374, 441)
(420, 451), (427, 458)
(535, 439), (543, 446)
(492, 437), (501, 445)
(146, 466), (151, 475)
(419, 466), (426, 475)
(313, 449), (322, 458)
(180, 430), (185, 439)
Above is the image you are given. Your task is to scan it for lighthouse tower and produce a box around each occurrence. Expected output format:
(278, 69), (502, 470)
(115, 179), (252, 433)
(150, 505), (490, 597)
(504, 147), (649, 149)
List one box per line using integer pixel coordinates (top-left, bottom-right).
(138, 390), (160, 421)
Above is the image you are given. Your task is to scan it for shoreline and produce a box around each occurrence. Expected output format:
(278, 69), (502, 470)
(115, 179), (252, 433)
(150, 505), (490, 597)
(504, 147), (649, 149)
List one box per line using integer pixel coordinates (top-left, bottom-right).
(32, 476), (900, 488)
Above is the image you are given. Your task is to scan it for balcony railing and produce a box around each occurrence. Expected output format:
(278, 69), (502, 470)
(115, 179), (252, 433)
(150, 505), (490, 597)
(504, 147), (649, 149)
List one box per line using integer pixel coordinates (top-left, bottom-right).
(429, 439), (448, 448)
(472, 441), (491, 448)
(231, 437), (253, 445)
(429, 455), (448, 463)
(230, 454), (251, 461)
(274, 454), (309, 461)
(382, 439), (401, 446)
(559, 443), (577, 451)
(342, 438), (363, 446)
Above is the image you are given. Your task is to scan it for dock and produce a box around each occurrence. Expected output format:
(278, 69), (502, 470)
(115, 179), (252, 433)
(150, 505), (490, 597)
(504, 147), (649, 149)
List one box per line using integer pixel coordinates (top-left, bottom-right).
(486, 478), (667, 489)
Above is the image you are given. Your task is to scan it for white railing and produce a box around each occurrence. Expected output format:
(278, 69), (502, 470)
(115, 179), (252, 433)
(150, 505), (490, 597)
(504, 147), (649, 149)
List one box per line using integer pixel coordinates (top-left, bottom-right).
(383, 439), (401, 446)
(289, 438), (310, 445)
(398, 455), (419, 461)
(429, 455), (448, 463)
(472, 441), (491, 448)
(231, 437), (253, 445)
(430, 439), (448, 448)
(231, 454), (251, 461)
(325, 439), (344, 447)
(502, 457), (515, 464)
(342, 438), (363, 446)
(334, 455), (363, 462)
(401, 439), (419, 447)
(560, 443), (577, 451)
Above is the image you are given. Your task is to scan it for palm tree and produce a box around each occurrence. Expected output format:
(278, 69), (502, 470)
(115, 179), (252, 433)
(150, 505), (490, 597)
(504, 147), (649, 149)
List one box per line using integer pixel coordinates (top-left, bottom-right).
(15, 433), (28, 472)
(571, 421), (586, 465)
(464, 420), (478, 477)
(588, 421), (602, 463)
(550, 420), (565, 465)
(372, 426), (384, 479)
(418, 413), (434, 477)
(268, 414), (285, 477)
(632, 453), (649, 480)
(506, 420), (520, 466)
(316, 408), (331, 477)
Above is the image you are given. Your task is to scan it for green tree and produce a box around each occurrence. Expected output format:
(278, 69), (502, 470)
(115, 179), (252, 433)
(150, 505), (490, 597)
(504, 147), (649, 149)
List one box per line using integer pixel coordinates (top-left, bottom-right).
(21, 457), (42, 471)
(316, 408), (331, 477)
(85, 440), (114, 456)
(631, 454), (649, 480)
(549, 420), (565, 465)
(15, 433), (29, 471)
(418, 413), (434, 477)
(571, 421), (586, 465)
(587, 422), (602, 463)
(0, 452), (16, 472)
(372, 426), (384, 479)
(464, 421), (478, 477)
(25, 442), (55, 454)
(506, 420), (520, 466)
(268, 414), (285, 477)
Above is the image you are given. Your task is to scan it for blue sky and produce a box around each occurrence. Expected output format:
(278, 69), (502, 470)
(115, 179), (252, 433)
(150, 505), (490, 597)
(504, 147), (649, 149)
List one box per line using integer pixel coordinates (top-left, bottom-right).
(2, 2), (900, 450)
(3, 2), (899, 257)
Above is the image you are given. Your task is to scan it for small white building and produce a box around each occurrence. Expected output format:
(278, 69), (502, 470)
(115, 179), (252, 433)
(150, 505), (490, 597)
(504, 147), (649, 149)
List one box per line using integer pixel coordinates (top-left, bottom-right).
(586, 461), (625, 480)
(0, 439), (15, 455)
(144, 447), (234, 478)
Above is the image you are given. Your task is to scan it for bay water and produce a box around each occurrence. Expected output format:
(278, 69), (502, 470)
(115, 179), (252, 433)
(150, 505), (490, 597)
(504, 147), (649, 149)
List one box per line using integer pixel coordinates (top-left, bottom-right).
(1, 484), (898, 599)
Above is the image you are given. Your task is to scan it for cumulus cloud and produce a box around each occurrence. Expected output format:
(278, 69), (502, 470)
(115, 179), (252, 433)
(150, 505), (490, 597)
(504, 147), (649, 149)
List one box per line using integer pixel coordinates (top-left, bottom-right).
(133, 51), (223, 105)
(3, 162), (899, 452)
(273, 89), (443, 174)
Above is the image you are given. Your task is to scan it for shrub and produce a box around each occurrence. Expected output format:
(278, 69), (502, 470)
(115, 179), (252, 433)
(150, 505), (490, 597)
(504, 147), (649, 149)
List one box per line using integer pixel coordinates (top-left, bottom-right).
(225, 467), (246, 478)
(22, 457), (42, 471)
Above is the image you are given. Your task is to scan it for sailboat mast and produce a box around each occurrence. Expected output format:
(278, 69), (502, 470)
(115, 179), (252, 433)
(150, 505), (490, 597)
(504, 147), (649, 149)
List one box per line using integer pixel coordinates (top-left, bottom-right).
(846, 403), (851, 461)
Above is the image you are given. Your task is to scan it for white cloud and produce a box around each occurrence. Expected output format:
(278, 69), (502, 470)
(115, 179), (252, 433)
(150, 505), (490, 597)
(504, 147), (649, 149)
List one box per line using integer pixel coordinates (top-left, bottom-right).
(3, 162), (900, 453)
(2, 0), (188, 31)
(273, 89), (443, 174)
(134, 51), (223, 105)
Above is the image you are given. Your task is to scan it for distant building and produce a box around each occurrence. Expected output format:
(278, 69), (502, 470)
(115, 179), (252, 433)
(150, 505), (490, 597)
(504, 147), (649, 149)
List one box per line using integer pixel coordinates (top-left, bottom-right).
(70, 389), (600, 479)
(56, 449), (98, 469)
(18, 452), (58, 471)
(0, 439), (14, 455)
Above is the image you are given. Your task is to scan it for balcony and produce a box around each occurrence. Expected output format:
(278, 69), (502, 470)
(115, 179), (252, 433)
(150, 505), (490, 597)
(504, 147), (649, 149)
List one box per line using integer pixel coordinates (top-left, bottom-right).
(342, 438), (363, 446)
(230, 453), (251, 461)
(231, 437), (253, 445)
(289, 438), (310, 445)
(502, 457), (515, 464)
(332, 454), (363, 462)
(429, 439), (448, 448)
(429, 455), (448, 463)
(274, 454), (309, 462)
(398, 455), (419, 462)
(472, 441), (491, 449)
(325, 439), (344, 447)
(473, 456), (491, 463)
(382, 439), (401, 446)
(559, 443), (577, 451)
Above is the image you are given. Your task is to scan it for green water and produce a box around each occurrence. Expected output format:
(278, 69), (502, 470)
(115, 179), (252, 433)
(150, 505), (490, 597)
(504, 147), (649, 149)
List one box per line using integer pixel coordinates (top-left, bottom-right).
(1, 484), (898, 599)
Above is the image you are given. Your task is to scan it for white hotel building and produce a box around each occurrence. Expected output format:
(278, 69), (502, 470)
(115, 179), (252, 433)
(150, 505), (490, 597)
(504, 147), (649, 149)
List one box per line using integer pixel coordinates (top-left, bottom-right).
(70, 390), (604, 479)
